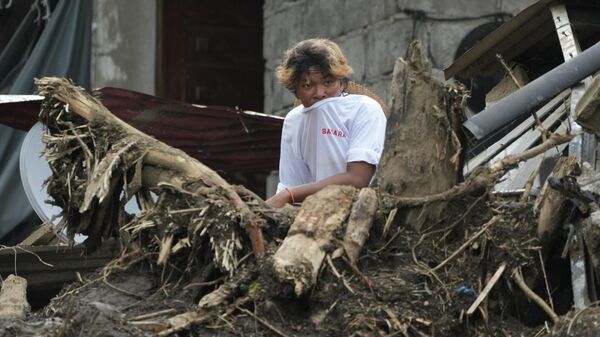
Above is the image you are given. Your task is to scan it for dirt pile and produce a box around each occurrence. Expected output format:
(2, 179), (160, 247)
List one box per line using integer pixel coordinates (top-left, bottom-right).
(0, 51), (591, 336)
(0, 190), (581, 337)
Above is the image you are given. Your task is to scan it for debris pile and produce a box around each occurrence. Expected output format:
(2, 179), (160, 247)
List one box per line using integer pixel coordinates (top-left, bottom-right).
(0, 43), (598, 337)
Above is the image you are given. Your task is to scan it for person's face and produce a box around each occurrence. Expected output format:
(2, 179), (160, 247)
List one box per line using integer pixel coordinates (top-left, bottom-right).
(295, 67), (343, 107)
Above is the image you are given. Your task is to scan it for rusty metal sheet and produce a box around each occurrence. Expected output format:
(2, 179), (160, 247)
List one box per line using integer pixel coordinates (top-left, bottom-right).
(0, 87), (284, 174)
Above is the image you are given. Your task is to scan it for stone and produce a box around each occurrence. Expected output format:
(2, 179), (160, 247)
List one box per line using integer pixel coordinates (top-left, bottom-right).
(303, 0), (344, 38)
(365, 20), (413, 78)
(263, 2), (306, 61)
(338, 33), (367, 81)
(343, 0), (370, 33)
(365, 76), (392, 107)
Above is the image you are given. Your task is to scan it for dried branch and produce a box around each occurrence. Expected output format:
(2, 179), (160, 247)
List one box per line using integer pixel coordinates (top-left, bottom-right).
(490, 133), (574, 173)
(432, 217), (499, 272)
(512, 267), (559, 324)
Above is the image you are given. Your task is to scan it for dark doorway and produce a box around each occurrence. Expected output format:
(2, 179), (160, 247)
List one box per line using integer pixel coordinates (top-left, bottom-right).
(158, 0), (264, 112)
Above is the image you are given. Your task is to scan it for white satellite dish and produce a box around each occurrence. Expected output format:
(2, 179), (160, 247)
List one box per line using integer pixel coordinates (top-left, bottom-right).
(20, 122), (63, 225)
(20, 122), (141, 243)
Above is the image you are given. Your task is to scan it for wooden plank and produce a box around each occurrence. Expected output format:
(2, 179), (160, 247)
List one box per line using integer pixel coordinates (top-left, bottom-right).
(494, 126), (567, 192)
(19, 223), (58, 246)
(464, 89), (570, 175)
(475, 15), (556, 77)
(0, 240), (118, 290)
(444, 0), (553, 79)
(551, 5), (582, 62)
(550, 4), (595, 165)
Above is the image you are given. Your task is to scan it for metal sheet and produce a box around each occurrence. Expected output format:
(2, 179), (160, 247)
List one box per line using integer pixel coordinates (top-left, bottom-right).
(0, 87), (284, 174)
(463, 40), (600, 140)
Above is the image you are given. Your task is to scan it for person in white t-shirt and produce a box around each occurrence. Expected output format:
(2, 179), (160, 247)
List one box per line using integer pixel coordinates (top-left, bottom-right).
(266, 38), (387, 208)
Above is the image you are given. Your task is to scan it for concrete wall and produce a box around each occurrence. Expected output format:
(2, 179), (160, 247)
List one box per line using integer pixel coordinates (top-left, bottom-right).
(91, 0), (156, 95)
(263, 0), (535, 116)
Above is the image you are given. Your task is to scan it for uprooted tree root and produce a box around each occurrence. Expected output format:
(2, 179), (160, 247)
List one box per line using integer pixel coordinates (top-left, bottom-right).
(1, 77), (586, 337)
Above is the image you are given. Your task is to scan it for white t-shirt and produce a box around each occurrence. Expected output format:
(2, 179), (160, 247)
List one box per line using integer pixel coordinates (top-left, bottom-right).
(276, 94), (387, 193)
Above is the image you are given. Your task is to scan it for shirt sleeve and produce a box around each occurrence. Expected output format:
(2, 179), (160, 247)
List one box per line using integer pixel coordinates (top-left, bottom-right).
(346, 98), (387, 165)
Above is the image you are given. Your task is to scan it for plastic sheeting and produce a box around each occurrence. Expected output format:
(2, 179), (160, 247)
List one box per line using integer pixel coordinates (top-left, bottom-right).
(0, 0), (91, 241)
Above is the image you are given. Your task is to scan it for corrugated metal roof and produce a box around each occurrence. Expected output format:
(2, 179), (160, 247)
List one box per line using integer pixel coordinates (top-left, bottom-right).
(0, 87), (284, 174)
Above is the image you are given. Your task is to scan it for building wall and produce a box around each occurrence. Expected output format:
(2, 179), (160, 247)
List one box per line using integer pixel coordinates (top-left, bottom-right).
(263, 0), (535, 116)
(91, 0), (156, 95)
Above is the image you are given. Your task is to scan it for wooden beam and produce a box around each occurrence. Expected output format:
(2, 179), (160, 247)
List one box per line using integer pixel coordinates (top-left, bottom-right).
(19, 223), (59, 246)
(551, 4), (582, 62)
(0, 240), (118, 291)
(550, 4), (595, 165)
(444, 0), (554, 79)
(467, 262), (507, 315)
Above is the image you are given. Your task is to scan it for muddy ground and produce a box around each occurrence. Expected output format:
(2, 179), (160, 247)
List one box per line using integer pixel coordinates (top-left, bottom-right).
(1, 190), (593, 337)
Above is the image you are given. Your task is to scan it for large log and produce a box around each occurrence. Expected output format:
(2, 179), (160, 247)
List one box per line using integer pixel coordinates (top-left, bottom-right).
(272, 185), (355, 297)
(377, 41), (463, 230)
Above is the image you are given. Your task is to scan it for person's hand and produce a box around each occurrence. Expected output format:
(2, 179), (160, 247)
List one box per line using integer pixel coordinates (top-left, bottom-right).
(265, 190), (291, 208)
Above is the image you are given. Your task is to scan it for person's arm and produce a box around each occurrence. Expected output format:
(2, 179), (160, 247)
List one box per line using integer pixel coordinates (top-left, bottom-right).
(266, 161), (375, 208)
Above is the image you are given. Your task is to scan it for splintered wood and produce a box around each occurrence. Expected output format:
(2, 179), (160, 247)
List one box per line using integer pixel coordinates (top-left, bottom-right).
(575, 75), (600, 133)
(343, 188), (378, 265)
(273, 185), (356, 297)
(535, 156), (579, 253)
(35, 77), (264, 280)
(377, 41), (464, 230)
